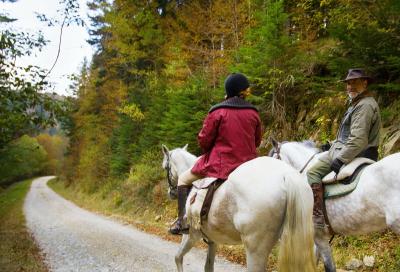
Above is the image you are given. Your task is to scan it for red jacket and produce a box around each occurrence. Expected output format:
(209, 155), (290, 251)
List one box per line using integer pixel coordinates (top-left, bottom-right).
(191, 103), (261, 179)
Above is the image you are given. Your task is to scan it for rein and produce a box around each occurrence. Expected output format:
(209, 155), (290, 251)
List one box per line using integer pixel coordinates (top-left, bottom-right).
(165, 156), (177, 192)
(299, 153), (319, 174)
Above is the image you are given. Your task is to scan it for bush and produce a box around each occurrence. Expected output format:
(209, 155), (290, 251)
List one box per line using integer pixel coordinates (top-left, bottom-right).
(125, 148), (165, 201)
(0, 135), (47, 185)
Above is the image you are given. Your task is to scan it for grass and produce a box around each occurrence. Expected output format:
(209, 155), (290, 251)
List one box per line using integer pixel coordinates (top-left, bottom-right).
(0, 179), (48, 272)
(48, 178), (400, 271)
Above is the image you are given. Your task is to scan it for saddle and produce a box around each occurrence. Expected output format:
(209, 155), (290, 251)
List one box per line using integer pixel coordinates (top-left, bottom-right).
(322, 157), (375, 199)
(318, 158), (375, 234)
(186, 178), (225, 231)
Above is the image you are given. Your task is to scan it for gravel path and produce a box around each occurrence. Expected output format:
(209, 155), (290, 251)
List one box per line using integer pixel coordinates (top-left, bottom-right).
(23, 177), (245, 272)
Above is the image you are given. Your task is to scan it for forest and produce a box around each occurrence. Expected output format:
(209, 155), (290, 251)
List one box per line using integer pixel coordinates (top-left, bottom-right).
(61, 0), (400, 190)
(1, 0), (400, 270)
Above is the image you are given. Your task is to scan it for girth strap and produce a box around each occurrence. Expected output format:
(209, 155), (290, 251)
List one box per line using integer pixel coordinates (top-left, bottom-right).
(200, 179), (225, 224)
(321, 187), (335, 235)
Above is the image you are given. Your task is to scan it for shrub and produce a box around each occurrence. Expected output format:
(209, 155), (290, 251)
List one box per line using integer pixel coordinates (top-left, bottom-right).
(0, 135), (47, 185)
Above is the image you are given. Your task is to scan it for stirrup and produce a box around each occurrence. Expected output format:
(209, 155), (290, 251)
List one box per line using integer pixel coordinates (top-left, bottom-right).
(169, 218), (189, 235)
(313, 215), (327, 229)
(314, 222), (327, 230)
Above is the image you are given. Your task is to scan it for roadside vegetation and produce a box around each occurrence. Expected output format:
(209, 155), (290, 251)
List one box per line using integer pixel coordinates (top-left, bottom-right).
(0, 179), (48, 272)
(0, 134), (68, 187)
(50, 164), (400, 271)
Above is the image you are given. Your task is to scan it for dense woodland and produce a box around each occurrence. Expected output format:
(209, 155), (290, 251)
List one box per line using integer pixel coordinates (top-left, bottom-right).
(2, 0), (400, 187)
(60, 0), (400, 192)
(2, 0), (400, 197)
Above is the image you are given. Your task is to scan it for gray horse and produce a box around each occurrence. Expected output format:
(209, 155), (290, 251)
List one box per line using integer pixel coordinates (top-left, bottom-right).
(162, 144), (316, 272)
(270, 139), (400, 271)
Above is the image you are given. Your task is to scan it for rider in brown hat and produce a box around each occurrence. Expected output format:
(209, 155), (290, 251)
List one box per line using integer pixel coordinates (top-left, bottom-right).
(307, 68), (381, 229)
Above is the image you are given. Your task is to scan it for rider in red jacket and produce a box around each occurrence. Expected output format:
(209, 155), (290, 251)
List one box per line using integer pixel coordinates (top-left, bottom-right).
(170, 73), (262, 235)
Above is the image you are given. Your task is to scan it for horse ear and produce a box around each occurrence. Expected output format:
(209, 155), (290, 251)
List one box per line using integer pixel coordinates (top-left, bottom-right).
(182, 144), (188, 151)
(269, 136), (279, 150)
(161, 144), (170, 156)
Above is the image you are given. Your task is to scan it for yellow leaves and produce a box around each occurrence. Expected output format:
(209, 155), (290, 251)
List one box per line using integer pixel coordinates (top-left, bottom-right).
(118, 103), (145, 121)
(316, 115), (331, 127)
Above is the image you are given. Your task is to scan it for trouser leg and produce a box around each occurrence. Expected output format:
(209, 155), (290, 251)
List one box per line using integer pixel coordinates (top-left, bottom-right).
(177, 169), (202, 186)
(306, 160), (331, 228)
(170, 169), (202, 235)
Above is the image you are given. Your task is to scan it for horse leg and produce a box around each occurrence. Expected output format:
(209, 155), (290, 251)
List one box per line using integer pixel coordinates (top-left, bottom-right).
(386, 211), (400, 235)
(245, 249), (267, 272)
(314, 228), (336, 272)
(204, 241), (216, 272)
(243, 234), (275, 272)
(175, 232), (201, 272)
(314, 244), (322, 265)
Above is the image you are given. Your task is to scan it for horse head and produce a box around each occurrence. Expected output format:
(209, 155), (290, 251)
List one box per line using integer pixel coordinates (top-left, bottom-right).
(161, 144), (195, 199)
(268, 136), (282, 159)
(268, 138), (322, 172)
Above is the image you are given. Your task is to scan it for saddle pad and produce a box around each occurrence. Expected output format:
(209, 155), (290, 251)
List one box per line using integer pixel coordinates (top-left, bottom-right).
(192, 177), (216, 189)
(322, 157), (375, 184)
(186, 178), (217, 231)
(324, 167), (366, 199)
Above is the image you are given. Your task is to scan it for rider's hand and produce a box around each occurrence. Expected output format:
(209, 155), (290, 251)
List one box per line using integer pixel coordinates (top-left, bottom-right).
(320, 141), (331, 152)
(330, 158), (344, 174)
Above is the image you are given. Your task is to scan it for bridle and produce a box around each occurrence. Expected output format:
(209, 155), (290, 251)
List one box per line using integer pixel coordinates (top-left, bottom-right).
(270, 142), (284, 160)
(165, 154), (177, 192)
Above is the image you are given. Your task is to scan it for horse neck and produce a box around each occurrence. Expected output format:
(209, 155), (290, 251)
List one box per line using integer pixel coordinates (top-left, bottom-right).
(281, 143), (318, 171)
(173, 150), (197, 175)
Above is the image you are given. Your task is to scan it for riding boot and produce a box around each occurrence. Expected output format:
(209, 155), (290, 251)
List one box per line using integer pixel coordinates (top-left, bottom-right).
(169, 185), (191, 235)
(311, 183), (326, 229)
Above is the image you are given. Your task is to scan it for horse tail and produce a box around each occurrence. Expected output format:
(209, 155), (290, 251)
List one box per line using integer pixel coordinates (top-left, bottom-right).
(278, 172), (317, 272)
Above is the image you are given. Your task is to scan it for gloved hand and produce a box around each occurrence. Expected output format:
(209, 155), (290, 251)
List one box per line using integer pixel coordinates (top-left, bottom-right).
(330, 158), (344, 174)
(320, 141), (331, 152)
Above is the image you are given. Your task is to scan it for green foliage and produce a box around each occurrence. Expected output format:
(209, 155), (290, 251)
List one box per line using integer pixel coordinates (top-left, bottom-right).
(0, 136), (47, 185)
(0, 25), (64, 149)
(327, 0), (400, 81)
(232, 0), (289, 93)
(126, 148), (165, 201)
(155, 76), (214, 154)
(109, 115), (137, 177)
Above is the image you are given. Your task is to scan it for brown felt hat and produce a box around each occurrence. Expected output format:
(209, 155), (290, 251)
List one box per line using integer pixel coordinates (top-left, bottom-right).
(341, 68), (372, 82)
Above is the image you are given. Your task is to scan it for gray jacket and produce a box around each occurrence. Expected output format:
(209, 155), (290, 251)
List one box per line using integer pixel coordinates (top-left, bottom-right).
(324, 92), (381, 164)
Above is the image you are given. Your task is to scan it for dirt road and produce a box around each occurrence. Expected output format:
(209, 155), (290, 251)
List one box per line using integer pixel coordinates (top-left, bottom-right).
(24, 177), (245, 272)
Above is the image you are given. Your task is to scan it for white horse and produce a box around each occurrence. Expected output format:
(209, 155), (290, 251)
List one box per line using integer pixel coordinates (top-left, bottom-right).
(161, 144), (316, 272)
(269, 139), (400, 272)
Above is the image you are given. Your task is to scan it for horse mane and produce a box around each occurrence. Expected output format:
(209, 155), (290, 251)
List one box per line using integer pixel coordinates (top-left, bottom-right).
(299, 140), (317, 149)
(295, 140), (321, 153)
(277, 140), (320, 170)
(170, 147), (197, 172)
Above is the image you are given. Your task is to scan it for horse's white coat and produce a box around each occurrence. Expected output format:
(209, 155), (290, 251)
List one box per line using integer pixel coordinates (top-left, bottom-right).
(272, 141), (400, 271)
(162, 146), (317, 272)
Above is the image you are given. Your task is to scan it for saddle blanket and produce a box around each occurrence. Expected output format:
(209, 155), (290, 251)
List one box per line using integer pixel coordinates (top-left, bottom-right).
(186, 177), (217, 231)
(324, 165), (368, 199)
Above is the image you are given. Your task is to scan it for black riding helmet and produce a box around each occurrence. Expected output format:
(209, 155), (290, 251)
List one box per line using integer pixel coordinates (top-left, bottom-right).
(224, 73), (250, 98)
